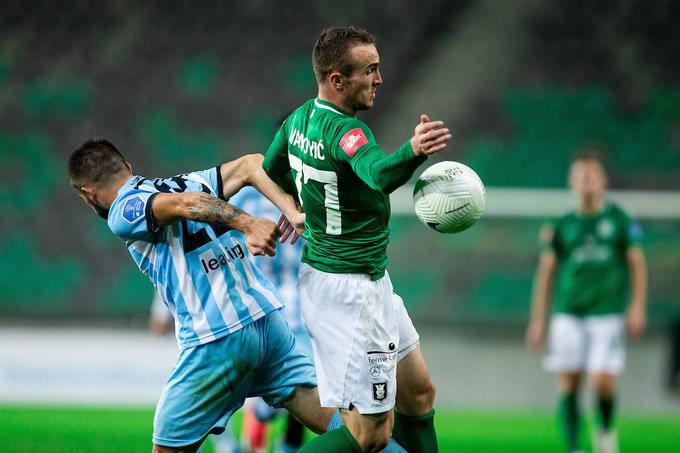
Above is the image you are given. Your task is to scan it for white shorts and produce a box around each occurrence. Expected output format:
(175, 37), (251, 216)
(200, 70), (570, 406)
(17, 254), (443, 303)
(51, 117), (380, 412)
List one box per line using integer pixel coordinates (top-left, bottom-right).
(543, 314), (625, 375)
(297, 263), (420, 414)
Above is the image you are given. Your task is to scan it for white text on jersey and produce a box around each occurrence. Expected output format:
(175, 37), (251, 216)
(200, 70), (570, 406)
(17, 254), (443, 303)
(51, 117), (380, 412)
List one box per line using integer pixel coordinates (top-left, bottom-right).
(290, 127), (325, 160)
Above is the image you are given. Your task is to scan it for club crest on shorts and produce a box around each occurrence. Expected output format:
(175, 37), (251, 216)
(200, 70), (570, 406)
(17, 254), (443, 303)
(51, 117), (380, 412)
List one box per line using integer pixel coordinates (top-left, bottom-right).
(372, 382), (387, 401)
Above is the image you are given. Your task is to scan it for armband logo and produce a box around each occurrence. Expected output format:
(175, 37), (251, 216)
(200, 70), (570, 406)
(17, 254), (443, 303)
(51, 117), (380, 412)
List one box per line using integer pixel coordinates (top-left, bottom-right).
(122, 196), (145, 223)
(339, 128), (368, 158)
(628, 221), (643, 240)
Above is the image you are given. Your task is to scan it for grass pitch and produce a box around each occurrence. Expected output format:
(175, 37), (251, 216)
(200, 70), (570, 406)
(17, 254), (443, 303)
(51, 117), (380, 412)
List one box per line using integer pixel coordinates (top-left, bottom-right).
(1, 405), (678, 452)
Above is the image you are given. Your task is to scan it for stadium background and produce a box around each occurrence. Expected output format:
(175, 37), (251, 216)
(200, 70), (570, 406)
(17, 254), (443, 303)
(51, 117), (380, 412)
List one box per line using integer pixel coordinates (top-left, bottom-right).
(1, 1), (678, 451)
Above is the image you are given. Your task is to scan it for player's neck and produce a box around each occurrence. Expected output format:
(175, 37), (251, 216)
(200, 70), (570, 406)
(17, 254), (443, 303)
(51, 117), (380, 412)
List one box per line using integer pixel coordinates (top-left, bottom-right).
(317, 87), (356, 117)
(102, 174), (132, 206)
(579, 193), (604, 214)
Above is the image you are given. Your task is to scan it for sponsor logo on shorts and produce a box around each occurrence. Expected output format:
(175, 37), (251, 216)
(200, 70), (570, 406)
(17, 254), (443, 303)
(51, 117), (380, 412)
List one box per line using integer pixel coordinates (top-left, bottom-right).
(367, 350), (397, 365)
(372, 382), (387, 401)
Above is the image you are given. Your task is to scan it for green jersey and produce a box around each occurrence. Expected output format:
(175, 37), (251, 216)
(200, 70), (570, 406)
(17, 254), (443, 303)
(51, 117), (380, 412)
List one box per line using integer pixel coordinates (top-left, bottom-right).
(263, 98), (426, 279)
(541, 202), (643, 316)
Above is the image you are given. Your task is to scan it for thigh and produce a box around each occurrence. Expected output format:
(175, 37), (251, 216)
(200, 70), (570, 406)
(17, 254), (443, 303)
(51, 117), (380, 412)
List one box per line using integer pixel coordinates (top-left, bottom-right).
(395, 344), (435, 414)
(249, 310), (317, 408)
(585, 315), (625, 375)
(281, 385), (332, 434)
(391, 290), (420, 360)
(543, 314), (587, 373)
(153, 328), (259, 448)
(298, 264), (399, 415)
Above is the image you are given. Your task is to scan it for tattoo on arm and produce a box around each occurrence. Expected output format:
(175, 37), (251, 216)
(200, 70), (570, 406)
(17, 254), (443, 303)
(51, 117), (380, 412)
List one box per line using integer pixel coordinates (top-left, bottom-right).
(187, 193), (245, 226)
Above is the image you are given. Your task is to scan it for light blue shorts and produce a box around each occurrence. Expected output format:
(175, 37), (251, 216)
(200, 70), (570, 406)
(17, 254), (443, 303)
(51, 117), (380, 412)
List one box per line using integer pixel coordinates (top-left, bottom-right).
(152, 310), (317, 448)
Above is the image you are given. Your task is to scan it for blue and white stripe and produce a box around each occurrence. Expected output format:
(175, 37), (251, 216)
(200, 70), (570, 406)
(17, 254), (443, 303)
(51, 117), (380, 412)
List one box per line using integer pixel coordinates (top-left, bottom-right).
(229, 186), (305, 332)
(108, 168), (283, 349)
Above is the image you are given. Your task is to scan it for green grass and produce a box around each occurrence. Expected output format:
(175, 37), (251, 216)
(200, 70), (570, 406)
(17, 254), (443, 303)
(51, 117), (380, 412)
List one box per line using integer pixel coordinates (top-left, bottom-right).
(1, 405), (678, 452)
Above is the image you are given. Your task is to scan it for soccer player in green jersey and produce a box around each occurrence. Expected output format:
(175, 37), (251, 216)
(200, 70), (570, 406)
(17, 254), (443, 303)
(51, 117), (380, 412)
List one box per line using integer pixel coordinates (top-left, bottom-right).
(526, 151), (648, 453)
(263, 26), (451, 453)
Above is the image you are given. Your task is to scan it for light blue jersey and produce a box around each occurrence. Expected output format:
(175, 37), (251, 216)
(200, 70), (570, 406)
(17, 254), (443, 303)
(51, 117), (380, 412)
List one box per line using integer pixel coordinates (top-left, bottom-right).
(108, 167), (283, 349)
(229, 186), (305, 333)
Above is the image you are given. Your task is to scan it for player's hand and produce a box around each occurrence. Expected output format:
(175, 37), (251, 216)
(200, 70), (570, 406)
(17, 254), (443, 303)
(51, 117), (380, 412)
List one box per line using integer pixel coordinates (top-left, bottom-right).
(525, 319), (546, 353)
(410, 114), (452, 157)
(277, 212), (305, 245)
(243, 216), (278, 256)
(626, 305), (647, 340)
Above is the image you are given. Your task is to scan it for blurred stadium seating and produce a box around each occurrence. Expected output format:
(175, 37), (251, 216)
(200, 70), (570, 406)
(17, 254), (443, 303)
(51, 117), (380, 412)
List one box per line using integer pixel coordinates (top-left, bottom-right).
(0, 0), (677, 333)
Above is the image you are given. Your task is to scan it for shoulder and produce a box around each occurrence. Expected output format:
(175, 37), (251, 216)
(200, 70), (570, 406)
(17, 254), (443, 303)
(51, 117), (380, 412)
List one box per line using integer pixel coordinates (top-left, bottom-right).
(336, 117), (373, 136)
(108, 181), (158, 239)
(607, 202), (644, 241)
(287, 99), (316, 122)
(607, 202), (633, 221)
(552, 211), (575, 228)
(332, 118), (375, 158)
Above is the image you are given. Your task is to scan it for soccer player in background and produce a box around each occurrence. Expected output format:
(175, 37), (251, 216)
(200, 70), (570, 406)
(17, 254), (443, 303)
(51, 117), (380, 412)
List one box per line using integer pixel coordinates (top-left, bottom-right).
(263, 26), (451, 453)
(66, 138), (343, 453)
(230, 186), (309, 453)
(526, 151), (648, 453)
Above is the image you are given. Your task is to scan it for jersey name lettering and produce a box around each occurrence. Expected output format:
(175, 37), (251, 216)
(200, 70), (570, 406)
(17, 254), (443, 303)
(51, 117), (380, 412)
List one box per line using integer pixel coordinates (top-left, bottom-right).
(290, 127), (325, 160)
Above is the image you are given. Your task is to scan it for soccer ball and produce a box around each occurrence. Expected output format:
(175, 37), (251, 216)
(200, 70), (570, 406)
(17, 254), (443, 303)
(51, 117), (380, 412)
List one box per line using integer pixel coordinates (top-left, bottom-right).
(413, 161), (486, 233)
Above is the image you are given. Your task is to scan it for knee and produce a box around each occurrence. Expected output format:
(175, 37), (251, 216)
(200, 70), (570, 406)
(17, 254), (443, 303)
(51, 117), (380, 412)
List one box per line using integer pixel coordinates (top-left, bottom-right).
(423, 378), (436, 405)
(559, 373), (581, 394)
(401, 377), (436, 414)
(592, 374), (617, 398)
(414, 377), (436, 410)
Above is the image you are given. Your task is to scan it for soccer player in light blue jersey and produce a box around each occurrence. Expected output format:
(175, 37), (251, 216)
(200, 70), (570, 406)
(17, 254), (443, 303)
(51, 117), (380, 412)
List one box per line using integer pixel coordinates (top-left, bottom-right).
(67, 138), (336, 453)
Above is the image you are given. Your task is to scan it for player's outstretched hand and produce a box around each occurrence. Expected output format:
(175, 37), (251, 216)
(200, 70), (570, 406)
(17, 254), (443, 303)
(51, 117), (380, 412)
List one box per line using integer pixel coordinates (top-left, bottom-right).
(410, 114), (452, 157)
(525, 319), (546, 353)
(243, 217), (278, 256)
(626, 305), (647, 340)
(277, 212), (305, 245)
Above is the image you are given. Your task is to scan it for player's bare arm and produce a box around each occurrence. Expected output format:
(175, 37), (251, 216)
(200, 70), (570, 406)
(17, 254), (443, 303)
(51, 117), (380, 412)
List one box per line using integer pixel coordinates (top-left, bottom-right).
(151, 192), (278, 257)
(411, 114), (452, 156)
(526, 250), (557, 352)
(218, 153), (305, 237)
(626, 246), (648, 339)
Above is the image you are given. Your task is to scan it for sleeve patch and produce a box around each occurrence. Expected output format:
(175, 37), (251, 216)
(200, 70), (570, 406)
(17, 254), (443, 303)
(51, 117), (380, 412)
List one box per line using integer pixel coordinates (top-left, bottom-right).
(122, 196), (145, 223)
(628, 221), (643, 241)
(339, 128), (368, 158)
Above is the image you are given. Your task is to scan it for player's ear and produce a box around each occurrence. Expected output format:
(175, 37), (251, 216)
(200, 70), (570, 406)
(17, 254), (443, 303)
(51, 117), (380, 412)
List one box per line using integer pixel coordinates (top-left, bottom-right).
(79, 185), (97, 201)
(329, 71), (343, 90)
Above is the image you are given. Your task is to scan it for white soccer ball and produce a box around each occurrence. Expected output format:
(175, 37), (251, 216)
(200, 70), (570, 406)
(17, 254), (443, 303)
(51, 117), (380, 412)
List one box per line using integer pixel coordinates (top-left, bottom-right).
(413, 161), (486, 233)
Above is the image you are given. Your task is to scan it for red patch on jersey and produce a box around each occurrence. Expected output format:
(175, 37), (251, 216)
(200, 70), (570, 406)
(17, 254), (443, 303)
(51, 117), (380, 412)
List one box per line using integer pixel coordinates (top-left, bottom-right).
(339, 128), (368, 158)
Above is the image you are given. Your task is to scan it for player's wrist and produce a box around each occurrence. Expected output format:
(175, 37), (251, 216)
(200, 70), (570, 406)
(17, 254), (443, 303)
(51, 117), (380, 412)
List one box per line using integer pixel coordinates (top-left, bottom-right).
(410, 137), (424, 156)
(233, 212), (256, 233)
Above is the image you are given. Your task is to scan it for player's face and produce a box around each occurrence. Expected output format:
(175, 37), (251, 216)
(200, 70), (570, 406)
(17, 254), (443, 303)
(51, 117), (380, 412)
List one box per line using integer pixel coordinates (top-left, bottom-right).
(343, 44), (382, 111)
(77, 189), (110, 220)
(569, 159), (607, 198)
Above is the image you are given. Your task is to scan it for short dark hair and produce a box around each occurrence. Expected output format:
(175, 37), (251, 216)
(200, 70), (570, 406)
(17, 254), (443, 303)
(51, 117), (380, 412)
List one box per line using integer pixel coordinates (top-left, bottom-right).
(67, 138), (129, 188)
(312, 26), (376, 82)
(570, 143), (608, 168)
